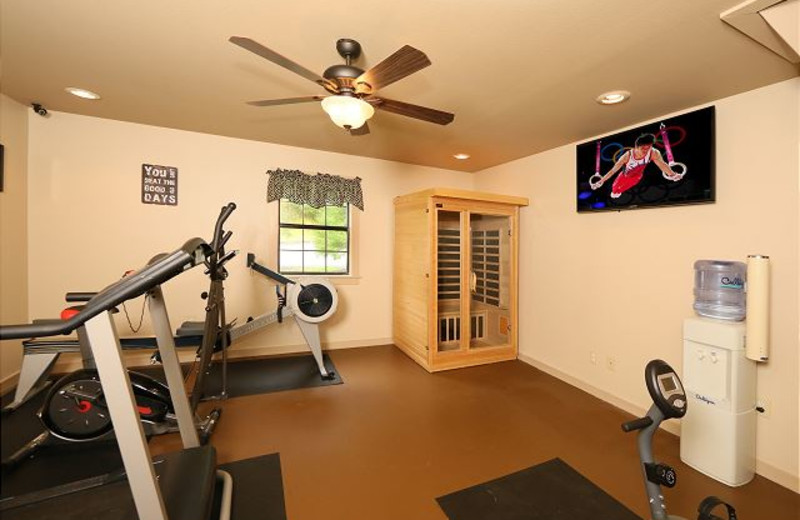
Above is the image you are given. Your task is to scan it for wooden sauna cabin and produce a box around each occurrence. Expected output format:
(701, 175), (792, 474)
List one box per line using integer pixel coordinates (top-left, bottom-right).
(393, 188), (529, 372)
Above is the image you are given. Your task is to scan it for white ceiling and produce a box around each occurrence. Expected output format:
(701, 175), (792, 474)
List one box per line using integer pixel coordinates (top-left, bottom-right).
(1, 0), (797, 172)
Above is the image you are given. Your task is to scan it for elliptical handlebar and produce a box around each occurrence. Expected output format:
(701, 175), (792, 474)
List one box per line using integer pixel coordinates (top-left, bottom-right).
(217, 230), (233, 253)
(217, 250), (238, 269)
(211, 203), (236, 254)
(205, 203), (237, 279)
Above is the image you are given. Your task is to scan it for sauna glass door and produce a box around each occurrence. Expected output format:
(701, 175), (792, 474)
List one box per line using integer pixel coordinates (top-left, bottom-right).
(436, 209), (463, 352)
(468, 212), (512, 349)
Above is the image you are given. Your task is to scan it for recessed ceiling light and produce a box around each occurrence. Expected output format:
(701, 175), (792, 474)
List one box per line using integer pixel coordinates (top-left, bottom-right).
(65, 87), (101, 100)
(596, 90), (630, 105)
(453, 153), (470, 160)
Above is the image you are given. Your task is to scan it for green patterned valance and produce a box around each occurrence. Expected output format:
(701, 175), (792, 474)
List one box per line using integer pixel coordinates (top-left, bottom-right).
(266, 169), (364, 211)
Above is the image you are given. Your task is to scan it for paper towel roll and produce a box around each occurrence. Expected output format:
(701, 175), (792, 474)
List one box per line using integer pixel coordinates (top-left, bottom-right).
(745, 255), (770, 362)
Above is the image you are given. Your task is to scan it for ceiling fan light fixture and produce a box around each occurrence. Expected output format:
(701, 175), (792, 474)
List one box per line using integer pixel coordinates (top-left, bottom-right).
(321, 95), (375, 130)
(596, 90), (630, 105)
(65, 87), (101, 100)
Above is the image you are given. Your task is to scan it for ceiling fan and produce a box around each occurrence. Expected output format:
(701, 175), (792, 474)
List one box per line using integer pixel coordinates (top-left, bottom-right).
(229, 36), (455, 135)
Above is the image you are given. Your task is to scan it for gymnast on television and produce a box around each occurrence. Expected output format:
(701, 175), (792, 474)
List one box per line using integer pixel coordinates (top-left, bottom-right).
(590, 133), (683, 198)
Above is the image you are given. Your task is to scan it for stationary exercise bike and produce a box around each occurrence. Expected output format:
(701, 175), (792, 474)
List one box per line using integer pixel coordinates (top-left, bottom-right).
(622, 360), (738, 520)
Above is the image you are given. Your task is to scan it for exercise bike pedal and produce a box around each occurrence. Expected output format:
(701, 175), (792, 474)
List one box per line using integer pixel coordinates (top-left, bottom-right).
(1, 431), (50, 469)
(645, 462), (677, 488)
(697, 496), (737, 520)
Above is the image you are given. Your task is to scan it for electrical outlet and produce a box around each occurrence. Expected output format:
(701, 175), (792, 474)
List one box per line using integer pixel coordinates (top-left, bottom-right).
(756, 397), (772, 419)
(606, 356), (616, 371)
(590, 351), (597, 365)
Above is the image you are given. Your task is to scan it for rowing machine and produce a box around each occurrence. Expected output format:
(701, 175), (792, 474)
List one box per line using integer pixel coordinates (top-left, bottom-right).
(237, 253), (337, 380)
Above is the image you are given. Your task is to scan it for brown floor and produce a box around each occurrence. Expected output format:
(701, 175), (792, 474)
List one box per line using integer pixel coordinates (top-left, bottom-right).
(153, 345), (799, 520)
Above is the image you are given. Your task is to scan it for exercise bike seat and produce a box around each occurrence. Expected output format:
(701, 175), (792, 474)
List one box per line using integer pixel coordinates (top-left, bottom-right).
(3, 446), (220, 520)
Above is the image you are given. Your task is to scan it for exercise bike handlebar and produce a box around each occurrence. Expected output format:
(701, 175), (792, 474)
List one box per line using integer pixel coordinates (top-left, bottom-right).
(0, 238), (211, 341)
(621, 416), (654, 433)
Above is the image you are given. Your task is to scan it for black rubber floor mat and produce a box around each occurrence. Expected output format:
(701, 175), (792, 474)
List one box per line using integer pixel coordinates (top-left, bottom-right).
(436, 458), (641, 520)
(213, 453), (287, 520)
(201, 353), (342, 399)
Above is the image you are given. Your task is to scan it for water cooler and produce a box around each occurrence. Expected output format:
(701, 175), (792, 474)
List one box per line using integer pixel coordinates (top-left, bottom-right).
(680, 317), (757, 486)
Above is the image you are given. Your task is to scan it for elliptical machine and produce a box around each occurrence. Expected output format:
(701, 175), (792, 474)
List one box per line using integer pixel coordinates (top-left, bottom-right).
(2, 202), (240, 414)
(1, 204), (238, 468)
(622, 360), (738, 520)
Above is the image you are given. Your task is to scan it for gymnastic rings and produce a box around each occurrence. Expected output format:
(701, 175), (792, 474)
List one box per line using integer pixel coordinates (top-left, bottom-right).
(600, 142), (624, 163)
(589, 173), (603, 190)
(663, 162), (687, 181)
(654, 126), (686, 149)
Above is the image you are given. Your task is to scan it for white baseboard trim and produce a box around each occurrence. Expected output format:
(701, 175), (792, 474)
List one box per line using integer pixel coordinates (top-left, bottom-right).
(517, 352), (680, 434)
(517, 353), (800, 493)
(0, 371), (18, 394)
(755, 461), (800, 494)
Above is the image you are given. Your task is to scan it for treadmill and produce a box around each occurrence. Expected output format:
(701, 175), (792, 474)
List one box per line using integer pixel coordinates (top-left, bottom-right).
(0, 237), (233, 520)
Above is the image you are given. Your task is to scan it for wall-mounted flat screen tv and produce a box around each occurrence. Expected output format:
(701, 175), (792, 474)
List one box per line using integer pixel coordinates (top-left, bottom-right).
(576, 106), (715, 212)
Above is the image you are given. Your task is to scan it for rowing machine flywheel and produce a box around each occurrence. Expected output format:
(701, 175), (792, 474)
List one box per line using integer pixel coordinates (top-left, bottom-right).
(287, 277), (338, 324)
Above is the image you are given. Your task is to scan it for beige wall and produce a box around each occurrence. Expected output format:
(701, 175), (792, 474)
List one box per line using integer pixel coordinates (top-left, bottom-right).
(0, 94), (29, 382)
(473, 78), (800, 490)
(10, 79), (800, 491)
(24, 111), (472, 364)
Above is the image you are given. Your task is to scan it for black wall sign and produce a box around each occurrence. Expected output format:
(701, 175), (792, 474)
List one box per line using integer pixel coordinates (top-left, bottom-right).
(141, 164), (178, 206)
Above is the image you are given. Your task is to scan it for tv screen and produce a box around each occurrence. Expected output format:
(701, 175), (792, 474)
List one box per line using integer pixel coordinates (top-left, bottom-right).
(576, 106), (715, 212)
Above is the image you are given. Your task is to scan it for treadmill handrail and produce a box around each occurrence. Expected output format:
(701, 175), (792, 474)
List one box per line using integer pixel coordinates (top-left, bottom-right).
(0, 238), (211, 340)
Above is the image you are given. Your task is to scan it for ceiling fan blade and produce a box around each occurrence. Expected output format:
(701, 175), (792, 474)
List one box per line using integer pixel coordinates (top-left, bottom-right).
(370, 97), (454, 125)
(230, 36), (336, 90)
(246, 96), (324, 107)
(348, 122), (371, 136)
(354, 46), (431, 94)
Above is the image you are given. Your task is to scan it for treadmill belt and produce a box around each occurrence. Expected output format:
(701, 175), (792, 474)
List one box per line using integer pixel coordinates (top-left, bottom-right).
(1, 447), (218, 520)
(201, 353), (342, 399)
(436, 458), (641, 520)
(213, 453), (287, 520)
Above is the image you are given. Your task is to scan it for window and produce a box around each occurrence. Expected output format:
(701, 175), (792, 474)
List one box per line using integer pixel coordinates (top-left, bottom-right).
(278, 199), (349, 274)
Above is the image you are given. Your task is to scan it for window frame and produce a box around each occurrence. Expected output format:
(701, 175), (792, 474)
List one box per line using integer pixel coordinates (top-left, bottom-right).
(277, 200), (351, 275)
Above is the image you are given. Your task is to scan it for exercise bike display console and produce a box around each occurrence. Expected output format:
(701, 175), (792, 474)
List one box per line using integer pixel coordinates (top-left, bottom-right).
(622, 359), (737, 520)
(646, 360), (687, 420)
